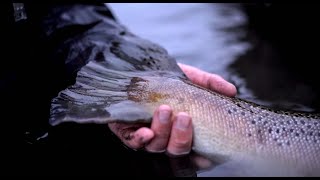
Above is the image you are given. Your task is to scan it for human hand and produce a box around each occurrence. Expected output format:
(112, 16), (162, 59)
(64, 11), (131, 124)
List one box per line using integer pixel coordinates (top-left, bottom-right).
(108, 63), (237, 161)
(177, 63), (236, 97)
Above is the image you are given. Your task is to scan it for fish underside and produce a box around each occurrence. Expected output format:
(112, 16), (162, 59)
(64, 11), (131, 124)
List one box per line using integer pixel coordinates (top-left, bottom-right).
(49, 20), (320, 176)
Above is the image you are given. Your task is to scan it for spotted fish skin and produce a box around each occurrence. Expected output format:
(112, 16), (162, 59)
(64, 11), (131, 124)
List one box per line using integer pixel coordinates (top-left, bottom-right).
(47, 16), (320, 176)
(125, 75), (320, 176)
(50, 60), (320, 176)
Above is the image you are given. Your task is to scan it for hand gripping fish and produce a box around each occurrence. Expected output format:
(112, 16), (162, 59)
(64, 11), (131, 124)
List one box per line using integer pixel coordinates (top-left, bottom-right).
(49, 18), (320, 177)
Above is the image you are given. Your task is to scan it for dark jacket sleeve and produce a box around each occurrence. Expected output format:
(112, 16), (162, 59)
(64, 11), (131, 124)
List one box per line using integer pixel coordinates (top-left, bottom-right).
(24, 3), (121, 90)
(24, 4), (135, 137)
(1, 3), (127, 143)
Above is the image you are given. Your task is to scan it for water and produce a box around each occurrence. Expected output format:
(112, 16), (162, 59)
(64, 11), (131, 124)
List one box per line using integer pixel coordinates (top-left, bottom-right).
(108, 3), (320, 176)
(109, 3), (249, 77)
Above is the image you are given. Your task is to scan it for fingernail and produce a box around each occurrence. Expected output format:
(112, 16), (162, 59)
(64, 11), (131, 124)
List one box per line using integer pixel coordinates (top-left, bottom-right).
(159, 109), (171, 124)
(176, 114), (190, 130)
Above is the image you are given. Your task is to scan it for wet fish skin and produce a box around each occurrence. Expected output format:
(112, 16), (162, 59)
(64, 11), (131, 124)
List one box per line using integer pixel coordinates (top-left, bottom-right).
(47, 19), (320, 175)
(125, 75), (320, 176)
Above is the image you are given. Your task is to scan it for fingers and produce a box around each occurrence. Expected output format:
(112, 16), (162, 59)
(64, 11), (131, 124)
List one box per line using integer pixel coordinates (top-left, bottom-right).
(178, 63), (237, 97)
(108, 123), (154, 150)
(128, 127), (154, 149)
(206, 74), (237, 97)
(108, 106), (193, 157)
(167, 112), (193, 156)
(144, 106), (193, 157)
(145, 105), (173, 152)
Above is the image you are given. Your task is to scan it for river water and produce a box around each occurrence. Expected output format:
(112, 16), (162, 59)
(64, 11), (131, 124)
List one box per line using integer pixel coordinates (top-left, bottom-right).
(109, 3), (249, 82)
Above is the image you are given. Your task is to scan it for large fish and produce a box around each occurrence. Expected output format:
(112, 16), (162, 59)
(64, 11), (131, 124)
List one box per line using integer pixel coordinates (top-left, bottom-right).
(49, 21), (320, 176)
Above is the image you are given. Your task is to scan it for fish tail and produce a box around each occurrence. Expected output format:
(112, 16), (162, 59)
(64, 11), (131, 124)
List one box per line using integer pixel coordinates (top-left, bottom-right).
(50, 61), (153, 126)
(50, 28), (187, 126)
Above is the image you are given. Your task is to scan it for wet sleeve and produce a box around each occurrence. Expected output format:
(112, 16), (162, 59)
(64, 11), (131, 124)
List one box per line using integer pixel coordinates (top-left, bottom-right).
(24, 3), (121, 82)
(0, 2), (124, 152)
(9, 3), (130, 136)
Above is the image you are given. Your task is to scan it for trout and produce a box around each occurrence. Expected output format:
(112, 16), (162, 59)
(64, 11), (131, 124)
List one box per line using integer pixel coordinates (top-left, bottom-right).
(49, 28), (320, 176)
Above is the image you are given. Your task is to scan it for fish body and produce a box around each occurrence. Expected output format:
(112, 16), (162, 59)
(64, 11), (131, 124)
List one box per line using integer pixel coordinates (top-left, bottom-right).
(127, 75), (320, 176)
(49, 25), (320, 176)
